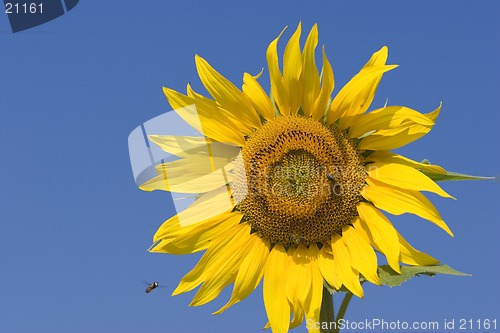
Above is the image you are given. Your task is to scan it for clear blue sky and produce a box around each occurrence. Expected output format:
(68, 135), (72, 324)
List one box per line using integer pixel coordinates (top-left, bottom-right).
(1, 1), (499, 332)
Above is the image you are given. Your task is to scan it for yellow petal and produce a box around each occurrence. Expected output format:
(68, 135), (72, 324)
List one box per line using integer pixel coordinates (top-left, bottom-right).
(148, 135), (240, 159)
(327, 46), (397, 128)
(139, 156), (233, 193)
(302, 245), (322, 333)
(186, 83), (257, 135)
(190, 224), (253, 306)
(301, 24), (320, 117)
(280, 247), (304, 328)
(172, 222), (250, 295)
(282, 22), (303, 115)
(362, 178), (454, 236)
(367, 162), (454, 198)
(398, 231), (440, 266)
(152, 213), (243, 255)
(152, 185), (234, 232)
(357, 126), (424, 150)
(348, 105), (435, 138)
(366, 150), (447, 175)
(426, 105), (441, 122)
(152, 210), (237, 242)
(355, 205), (401, 273)
(194, 55), (261, 130)
(214, 235), (270, 314)
(263, 243), (290, 333)
(285, 246), (310, 331)
(152, 154), (230, 178)
(190, 270), (237, 307)
(285, 246), (307, 306)
(357, 104), (441, 150)
(283, 245), (321, 331)
(328, 65), (398, 128)
(362, 44), (389, 66)
(242, 72), (276, 120)
(342, 225), (381, 285)
(266, 27), (289, 116)
(318, 246), (341, 290)
(163, 87), (246, 146)
(289, 303), (305, 329)
(312, 47), (335, 121)
(331, 235), (364, 297)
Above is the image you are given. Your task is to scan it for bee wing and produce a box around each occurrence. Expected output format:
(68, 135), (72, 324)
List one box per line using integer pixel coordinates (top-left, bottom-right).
(142, 281), (166, 288)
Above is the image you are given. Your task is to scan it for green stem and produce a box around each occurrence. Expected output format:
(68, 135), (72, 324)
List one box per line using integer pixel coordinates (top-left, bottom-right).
(319, 286), (335, 333)
(332, 292), (353, 333)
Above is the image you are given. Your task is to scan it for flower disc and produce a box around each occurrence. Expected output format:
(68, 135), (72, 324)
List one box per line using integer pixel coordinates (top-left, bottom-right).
(234, 116), (367, 247)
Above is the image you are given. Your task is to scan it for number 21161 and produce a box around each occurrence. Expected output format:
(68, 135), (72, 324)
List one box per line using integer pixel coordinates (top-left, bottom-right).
(5, 3), (43, 14)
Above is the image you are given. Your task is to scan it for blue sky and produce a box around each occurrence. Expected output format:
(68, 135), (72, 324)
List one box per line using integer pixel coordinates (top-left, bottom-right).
(1, 1), (499, 332)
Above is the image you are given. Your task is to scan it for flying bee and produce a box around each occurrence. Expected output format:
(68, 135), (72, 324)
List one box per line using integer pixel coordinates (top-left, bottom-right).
(145, 281), (159, 293)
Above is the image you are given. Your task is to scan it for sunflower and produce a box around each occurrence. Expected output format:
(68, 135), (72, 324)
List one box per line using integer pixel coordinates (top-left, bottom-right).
(141, 23), (454, 333)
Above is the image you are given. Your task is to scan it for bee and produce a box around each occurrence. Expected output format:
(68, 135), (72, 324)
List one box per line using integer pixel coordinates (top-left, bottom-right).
(325, 173), (343, 196)
(289, 233), (307, 246)
(145, 281), (159, 293)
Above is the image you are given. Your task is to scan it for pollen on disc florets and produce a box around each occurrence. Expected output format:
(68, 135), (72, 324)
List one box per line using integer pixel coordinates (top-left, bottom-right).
(232, 116), (367, 247)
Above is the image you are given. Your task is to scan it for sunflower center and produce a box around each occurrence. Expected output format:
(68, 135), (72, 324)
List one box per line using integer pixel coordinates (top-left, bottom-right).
(233, 116), (366, 247)
(266, 149), (330, 217)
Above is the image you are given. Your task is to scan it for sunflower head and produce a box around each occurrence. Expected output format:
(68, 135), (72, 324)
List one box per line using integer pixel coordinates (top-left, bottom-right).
(140, 23), (454, 333)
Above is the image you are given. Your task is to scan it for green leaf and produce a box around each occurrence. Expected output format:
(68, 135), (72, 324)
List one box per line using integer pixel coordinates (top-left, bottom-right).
(378, 265), (470, 287)
(423, 171), (495, 182)
(418, 159), (494, 182)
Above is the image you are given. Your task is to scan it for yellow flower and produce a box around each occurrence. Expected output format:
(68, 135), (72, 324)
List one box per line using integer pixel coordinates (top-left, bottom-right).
(141, 23), (454, 333)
